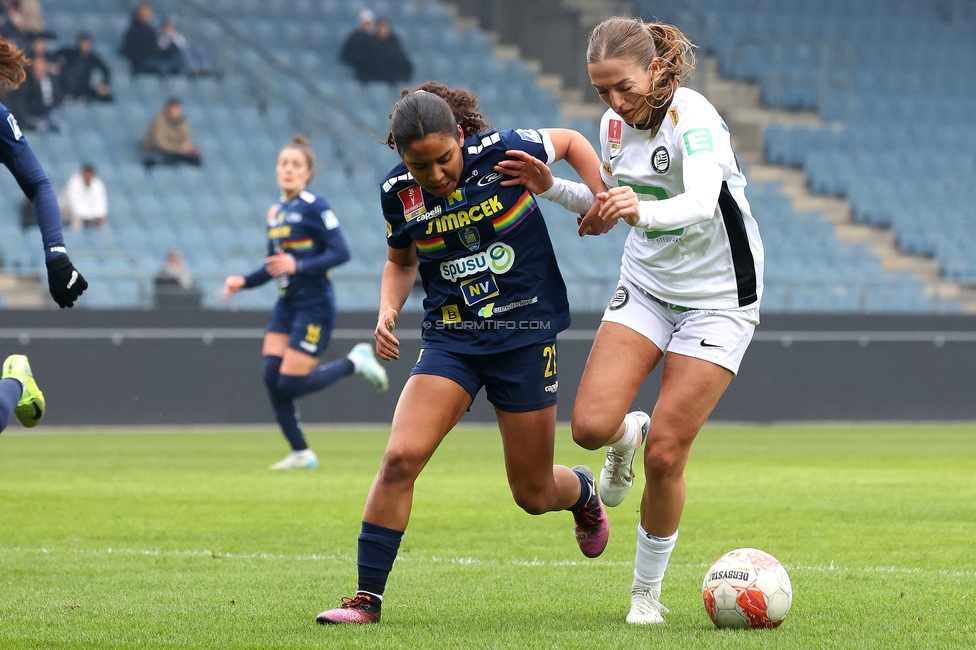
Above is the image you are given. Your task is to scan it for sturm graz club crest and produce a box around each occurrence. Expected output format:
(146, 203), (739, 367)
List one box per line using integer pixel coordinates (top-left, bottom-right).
(460, 227), (481, 251)
(651, 146), (670, 174)
(608, 286), (629, 310)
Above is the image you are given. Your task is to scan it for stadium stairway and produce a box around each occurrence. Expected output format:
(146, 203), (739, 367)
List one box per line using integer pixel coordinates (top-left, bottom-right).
(692, 56), (975, 312)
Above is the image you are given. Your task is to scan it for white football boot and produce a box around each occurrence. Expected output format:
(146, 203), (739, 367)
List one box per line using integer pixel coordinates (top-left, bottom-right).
(626, 584), (669, 625)
(347, 343), (389, 393)
(599, 411), (650, 507)
(269, 449), (318, 470)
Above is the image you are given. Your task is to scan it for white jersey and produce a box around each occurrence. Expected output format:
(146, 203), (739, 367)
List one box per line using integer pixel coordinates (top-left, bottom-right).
(599, 87), (764, 309)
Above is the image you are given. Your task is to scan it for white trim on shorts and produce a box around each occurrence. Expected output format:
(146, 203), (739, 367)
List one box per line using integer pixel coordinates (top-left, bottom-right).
(602, 275), (760, 375)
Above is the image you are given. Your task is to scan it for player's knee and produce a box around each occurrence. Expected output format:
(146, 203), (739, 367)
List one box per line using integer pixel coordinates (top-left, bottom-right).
(275, 374), (303, 399)
(262, 355), (282, 392)
(571, 409), (617, 450)
(511, 487), (551, 516)
(643, 440), (686, 481)
(377, 448), (423, 487)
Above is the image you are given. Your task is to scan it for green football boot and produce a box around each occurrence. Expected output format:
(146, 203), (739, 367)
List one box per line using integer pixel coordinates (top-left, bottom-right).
(2, 355), (45, 427)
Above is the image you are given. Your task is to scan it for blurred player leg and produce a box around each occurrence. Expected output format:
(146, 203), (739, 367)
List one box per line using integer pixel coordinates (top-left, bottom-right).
(2, 354), (44, 428)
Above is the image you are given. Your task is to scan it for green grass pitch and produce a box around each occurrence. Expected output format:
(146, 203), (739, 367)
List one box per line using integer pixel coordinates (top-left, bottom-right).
(0, 424), (974, 649)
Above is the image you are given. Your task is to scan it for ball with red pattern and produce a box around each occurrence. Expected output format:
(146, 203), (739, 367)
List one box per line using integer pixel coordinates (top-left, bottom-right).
(702, 548), (792, 629)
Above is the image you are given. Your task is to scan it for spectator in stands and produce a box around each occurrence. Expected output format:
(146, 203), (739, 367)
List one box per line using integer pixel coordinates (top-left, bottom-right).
(4, 54), (62, 131)
(6, 0), (53, 40)
(0, 14), (27, 51)
(340, 9), (377, 82)
(52, 32), (113, 103)
(154, 249), (202, 309)
(371, 18), (412, 85)
(120, 2), (176, 76)
(141, 97), (201, 167)
(60, 163), (108, 230)
(340, 11), (413, 85)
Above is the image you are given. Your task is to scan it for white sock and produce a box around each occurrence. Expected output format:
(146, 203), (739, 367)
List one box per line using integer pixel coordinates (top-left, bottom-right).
(612, 413), (641, 453)
(634, 524), (678, 591)
(297, 449), (316, 458)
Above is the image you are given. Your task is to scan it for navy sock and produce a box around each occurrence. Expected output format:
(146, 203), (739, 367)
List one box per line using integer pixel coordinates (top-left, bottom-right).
(276, 359), (354, 400)
(567, 468), (593, 512)
(262, 356), (307, 451)
(0, 378), (23, 434)
(357, 521), (404, 598)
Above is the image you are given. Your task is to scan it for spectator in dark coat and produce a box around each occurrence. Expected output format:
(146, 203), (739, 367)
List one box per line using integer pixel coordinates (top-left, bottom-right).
(52, 32), (112, 102)
(371, 18), (412, 85)
(340, 9), (377, 82)
(5, 55), (62, 131)
(119, 2), (179, 76)
(340, 10), (413, 85)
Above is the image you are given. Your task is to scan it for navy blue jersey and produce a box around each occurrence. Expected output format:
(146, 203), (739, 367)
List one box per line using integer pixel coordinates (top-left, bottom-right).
(0, 102), (66, 261)
(381, 128), (570, 354)
(244, 190), (351, 303)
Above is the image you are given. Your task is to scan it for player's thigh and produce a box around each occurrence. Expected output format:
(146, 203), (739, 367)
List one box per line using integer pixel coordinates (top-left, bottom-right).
(573, 321), (664, 443)
(279, 348), (320, 376)
(261, 332), (290, 357)
(495, 404), (558, 490)
(380, 373), (473, 483)
(644, 352), (734, 472)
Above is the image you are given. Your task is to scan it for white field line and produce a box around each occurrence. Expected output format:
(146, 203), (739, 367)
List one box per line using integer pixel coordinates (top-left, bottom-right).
(2, 546), (975, 578)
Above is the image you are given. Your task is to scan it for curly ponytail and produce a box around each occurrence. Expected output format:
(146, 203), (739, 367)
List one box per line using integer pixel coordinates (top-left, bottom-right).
(587, 17), (696, 134)
(386, 81), (491, 151)
(0, 36), (29, 89)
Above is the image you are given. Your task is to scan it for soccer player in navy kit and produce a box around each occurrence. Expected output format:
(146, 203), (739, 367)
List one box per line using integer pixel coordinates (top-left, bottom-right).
(0, 36), (88, 435)
(316, 83), (610, 625)
(224, 136), (388, 470)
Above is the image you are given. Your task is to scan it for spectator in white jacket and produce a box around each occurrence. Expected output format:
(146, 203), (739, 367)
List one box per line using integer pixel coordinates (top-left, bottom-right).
(61, 163), (108, 229)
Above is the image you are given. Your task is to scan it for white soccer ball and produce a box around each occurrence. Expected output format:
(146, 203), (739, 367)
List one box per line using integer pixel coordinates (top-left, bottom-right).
(702, 548), (792, 629)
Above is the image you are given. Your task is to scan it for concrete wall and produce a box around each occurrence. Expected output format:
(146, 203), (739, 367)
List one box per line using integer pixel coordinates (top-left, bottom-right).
(2, 310), (975, 426)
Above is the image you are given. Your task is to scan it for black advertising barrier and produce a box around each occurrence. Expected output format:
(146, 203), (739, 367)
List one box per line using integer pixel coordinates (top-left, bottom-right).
(1, 310), (976, 425)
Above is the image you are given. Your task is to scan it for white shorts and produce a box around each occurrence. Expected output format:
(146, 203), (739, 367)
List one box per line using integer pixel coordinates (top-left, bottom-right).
(601, 276), (760, 375)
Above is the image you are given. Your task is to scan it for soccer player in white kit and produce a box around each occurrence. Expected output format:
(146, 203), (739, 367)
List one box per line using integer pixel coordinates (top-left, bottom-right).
(498, 17), (764, 624)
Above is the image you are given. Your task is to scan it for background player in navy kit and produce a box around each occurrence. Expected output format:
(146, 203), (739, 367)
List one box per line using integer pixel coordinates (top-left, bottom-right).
(0, 35), (88, 435)
(224, 136), (388, 470)
(316, 83), (609, 625)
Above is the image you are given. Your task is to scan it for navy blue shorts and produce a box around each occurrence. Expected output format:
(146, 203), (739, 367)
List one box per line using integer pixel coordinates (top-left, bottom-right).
(267, 298), (335, 357)
(410, 338), (559, 413)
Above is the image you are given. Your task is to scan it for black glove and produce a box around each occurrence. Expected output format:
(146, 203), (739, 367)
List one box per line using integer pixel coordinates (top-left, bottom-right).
(46, 255), (88, 308)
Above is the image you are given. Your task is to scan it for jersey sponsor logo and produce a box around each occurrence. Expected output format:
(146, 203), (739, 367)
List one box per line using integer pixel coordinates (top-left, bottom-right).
(299, 340), (318, 354)
(516, 128), (542, 144)
(7, 113), (23, 140)
(424, 194), (503, 235)
(602, 161), (612, 175)
(459, 273), (499, 306)
(668, 106), (680, 128)
(683, 128), (714, 155)
(608, 119), (622, 159)
(608, 286), (628, 310)
(267, 204), (283, 225)
(440, 304), (462, 324)
(49, 246), (67, 254)
(476, 171), (504, 187)
(643, 228), (684, 242)
(285, 211), (303, 223)
(445, 186), (468, 209)
(413, 205), (443, 223)
(322, 209), (340, 230)
(268, 225), (291, 239)
(439, 242), (515, 282)
(459, 226), (480, 251)
(544, 381), (558, 394)
(398, 185), (426, 221)
(477, 296), (537, 318)
(386, 220), (393, 237)
(651, 146), (671, 174)
(700, 339), (722, 348)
